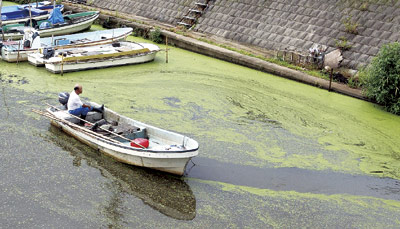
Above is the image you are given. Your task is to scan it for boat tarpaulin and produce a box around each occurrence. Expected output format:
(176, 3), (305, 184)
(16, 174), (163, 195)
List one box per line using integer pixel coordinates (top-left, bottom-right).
(48, 7), (64, 24)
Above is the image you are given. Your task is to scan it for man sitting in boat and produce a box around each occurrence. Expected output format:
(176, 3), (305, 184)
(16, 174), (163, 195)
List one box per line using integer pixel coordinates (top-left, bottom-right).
(68, 84), (103, 125)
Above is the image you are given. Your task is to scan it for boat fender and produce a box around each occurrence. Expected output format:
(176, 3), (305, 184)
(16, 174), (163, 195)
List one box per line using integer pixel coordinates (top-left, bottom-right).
(130, 138), (149, 148)
(58, 92), (70, 106)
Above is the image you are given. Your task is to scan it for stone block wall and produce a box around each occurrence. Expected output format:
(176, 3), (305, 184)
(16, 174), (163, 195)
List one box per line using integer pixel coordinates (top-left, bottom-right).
(92, 0), (198, 25)
(92, 0), (400, 69)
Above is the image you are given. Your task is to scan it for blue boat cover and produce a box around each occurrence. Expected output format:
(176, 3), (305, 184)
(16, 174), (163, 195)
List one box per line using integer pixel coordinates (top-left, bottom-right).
(48, 7), (64, 24)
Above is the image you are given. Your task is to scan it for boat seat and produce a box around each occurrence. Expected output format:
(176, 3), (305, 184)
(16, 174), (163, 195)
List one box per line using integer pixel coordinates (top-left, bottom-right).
(112, 124), (147, 142)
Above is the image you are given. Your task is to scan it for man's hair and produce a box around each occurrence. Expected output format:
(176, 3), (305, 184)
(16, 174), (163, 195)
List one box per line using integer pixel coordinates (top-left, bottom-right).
(74, 84), (81, 91)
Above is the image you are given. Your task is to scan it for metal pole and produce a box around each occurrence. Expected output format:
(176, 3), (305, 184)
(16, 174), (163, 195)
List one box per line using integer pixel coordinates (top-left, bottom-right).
(166, 36), (168, 63)
(17, 41), (21, 64)
(28, 2), (33, 28)
(0, 0), (4, 41)
(329, 69), (333, 92)
(61, 53), (64, 76)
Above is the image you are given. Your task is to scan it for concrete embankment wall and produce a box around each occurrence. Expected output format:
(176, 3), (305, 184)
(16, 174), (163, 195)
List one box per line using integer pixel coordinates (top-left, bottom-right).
(92, 0), (400, 69)
(61, 2), (365, 100)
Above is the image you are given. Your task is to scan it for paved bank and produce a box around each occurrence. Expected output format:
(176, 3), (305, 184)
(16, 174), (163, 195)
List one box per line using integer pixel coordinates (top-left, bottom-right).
(65, 3), (366, 100)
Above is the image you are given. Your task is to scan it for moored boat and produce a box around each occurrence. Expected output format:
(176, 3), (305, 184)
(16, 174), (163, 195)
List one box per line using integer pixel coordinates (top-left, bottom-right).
(1, 27), (133, 63)
(1, 2), (64, 25)
(38, 101), (199, 176)
(1, 10), (99, 40)
(43, 41), (160, 73)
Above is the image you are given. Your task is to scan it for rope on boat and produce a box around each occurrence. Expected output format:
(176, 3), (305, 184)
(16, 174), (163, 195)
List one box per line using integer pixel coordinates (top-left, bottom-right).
(184, 158), (196, 176)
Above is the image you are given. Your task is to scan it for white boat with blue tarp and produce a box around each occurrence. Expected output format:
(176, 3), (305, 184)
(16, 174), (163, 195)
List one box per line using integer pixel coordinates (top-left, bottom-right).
(0, 10), (99, 40)
(1, 27), (133, 63)
(1, 1), (64, 25)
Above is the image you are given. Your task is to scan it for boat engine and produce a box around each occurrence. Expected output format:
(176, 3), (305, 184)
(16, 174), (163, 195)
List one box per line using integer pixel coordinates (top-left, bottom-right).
(43, 47), (55, 59)
(58, 92), (70, 109)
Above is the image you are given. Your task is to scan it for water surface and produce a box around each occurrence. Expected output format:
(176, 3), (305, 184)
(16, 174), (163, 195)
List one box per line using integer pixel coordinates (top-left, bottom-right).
(0, 22), (400, 227)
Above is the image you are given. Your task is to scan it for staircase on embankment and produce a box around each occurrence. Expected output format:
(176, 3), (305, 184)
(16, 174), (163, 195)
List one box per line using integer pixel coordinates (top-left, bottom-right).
(177, 1), (212, 29)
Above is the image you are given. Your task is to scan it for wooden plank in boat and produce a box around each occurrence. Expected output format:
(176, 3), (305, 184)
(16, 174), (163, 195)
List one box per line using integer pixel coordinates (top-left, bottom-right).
(61, 48), (151, 62)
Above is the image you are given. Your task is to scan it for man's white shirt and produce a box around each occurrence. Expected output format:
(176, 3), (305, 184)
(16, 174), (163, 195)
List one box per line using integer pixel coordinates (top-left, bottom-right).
(68, 90), (83, 111)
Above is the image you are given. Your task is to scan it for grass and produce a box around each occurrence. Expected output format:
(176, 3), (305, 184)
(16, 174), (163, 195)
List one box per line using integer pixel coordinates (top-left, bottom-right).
(197, 38), (330, 80)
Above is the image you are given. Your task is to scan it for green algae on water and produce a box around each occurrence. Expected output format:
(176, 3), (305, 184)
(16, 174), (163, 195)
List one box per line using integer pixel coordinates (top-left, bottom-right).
(189, 178), (400, 228)
(1, 25), (400, 180)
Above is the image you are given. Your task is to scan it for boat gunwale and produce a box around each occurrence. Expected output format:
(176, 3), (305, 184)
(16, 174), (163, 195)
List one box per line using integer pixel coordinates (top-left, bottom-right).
(47, 108), (200, 155)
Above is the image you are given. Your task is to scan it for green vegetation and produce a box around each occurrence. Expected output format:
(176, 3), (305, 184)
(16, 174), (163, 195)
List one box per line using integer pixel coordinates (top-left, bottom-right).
(359, 2), (369, 11)
(197, 38), (329, 80)
(338, 0), (399, 9)
(347, 76), (360, 88)
(360, 42), (400, 114)
(335, 37), (352, 51)
(342, 15), (359, 34)
(149, 27), (163, 44)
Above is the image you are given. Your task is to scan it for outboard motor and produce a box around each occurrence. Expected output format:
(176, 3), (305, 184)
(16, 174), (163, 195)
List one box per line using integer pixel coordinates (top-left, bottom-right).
(58, 92), (70, 109)
(43, 47), (55, 59)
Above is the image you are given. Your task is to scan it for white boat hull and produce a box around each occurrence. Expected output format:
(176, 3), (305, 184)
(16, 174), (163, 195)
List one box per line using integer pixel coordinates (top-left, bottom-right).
(50, 116), (198, 175)
(27, 53), (44, 66)
(2, 49), (35, 62)
(45, 52), (158, 73)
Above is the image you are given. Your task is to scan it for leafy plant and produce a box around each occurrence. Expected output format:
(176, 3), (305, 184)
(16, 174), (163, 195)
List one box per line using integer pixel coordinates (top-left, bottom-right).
(342, 15), (359, 34)
(359, 2), (369, 11)
(347, 76), (360, 88)
(335, 37), (352, 51)
(149, 27), (163, 44)
(361, 42), (400, 115)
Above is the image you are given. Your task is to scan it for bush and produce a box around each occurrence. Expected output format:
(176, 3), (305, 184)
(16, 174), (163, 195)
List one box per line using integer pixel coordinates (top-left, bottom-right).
(149, 27), (163, 44)
(362, 42), (400, 115)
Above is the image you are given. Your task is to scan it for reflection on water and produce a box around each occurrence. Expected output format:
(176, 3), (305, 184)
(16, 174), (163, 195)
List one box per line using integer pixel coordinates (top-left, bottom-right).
(46, 125), (196, 221)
